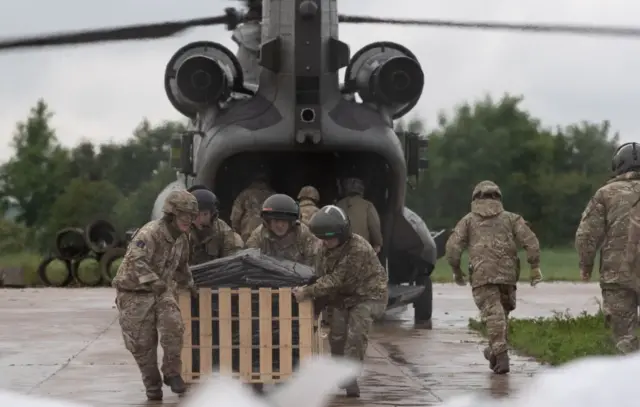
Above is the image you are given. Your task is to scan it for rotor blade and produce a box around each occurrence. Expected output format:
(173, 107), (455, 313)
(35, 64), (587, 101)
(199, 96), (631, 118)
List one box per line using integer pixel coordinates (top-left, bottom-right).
(0, 11), (240, 51)
(338, 15), (640, 38)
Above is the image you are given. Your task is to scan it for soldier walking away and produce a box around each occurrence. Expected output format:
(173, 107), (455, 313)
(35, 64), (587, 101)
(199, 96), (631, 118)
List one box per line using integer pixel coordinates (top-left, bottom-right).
(111, 190), (199, 401)
(246, 194), (319, 266)
(336, 177), (383, 253)
(577, 142), (640, 354)
(230, 171), (275, 242)
(292, 205), (389, 397)
(298, 185), (320, 225)
(445, 181), (541, 374)
(190, 188), (243, 265)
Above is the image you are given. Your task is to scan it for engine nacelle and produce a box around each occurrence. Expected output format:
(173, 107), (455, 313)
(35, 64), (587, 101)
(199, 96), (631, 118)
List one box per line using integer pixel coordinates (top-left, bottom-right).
(345, 42), (424, 119)
(164, 41), (245, 118)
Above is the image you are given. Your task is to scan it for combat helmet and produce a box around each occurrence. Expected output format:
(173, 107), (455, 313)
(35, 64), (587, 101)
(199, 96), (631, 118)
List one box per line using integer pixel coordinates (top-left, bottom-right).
(309, 205), (351, 242)
(612, 142), (640, 175)
(190, 188), (219, 216)
(162, 190), (199, 216)
(261, 194), (299, 222)
(297, 186), (320, 203)
(472, 181), (502, 200)
(342, 177), (365, 196)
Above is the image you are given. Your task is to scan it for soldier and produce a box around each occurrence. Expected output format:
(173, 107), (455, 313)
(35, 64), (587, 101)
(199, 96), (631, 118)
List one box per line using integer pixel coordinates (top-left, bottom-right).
(445, 180), (541, 374)
(190, 188), (243, 265)
(246, 194), (318, 265)
(577, 142), (640, 354)
(111, 190), (199, 401)
(336, 177), (383, 253)
(292, 205), (388, 397)
(230, 171), (275, 241)
(298, 185), (320, 225)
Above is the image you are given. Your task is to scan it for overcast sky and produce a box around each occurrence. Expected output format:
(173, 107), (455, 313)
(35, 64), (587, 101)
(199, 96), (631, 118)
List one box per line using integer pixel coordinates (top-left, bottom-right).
(0, 0), (637, 162)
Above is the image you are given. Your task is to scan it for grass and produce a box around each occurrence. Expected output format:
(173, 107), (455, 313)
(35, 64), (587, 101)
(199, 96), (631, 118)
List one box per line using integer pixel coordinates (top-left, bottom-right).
(432, 248), (582, 283)
(468, 311), (618, 365)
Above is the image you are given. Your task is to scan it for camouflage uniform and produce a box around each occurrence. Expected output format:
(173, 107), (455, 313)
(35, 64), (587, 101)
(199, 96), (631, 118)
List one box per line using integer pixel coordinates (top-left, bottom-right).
(303, 233), (388, 362)
(336, 178), (383, 249)
(230, 181), (274, 241)
(298, 185), (320, 226)
(189, 218), (244, 265)
(577, 171), (640, 354)
(245, 223), (319, 266)
(111, 190), (198, 400)
(445, 181), (540, 373)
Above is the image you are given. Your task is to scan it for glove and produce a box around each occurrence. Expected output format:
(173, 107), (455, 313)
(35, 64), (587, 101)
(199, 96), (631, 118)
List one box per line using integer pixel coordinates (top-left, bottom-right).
(150, 280), (167, 295)
(189, 285), (198, 298)
(530, 268), (543, 287)
(452, 267), (466, 286)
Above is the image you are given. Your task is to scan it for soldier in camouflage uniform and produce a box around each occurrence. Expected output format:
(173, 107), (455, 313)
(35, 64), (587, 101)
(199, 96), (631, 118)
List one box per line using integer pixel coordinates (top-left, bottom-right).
(336, 177), (383, 253)
(190, 188), (243, 264)
(578, 142), (640, 354)
(293, 205), (388, 398)
(445, 181), (541, 374)
(230, 172), (275, 241)
(297, 185), (320, 226)
(111, 190), (199, 401)
(246, 194), (318, 266)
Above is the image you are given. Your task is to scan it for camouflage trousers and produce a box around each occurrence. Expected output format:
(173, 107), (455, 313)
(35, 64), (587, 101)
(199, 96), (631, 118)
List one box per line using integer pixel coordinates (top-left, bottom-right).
(601, 286), (640, 354)
(328, 301), (386, 363)
(472, 284), (516, 355)
(116, 290), (185, 393)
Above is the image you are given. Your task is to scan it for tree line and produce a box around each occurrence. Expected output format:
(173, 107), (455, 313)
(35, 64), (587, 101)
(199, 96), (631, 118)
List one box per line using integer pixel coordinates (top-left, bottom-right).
(0, 95), (619, 255)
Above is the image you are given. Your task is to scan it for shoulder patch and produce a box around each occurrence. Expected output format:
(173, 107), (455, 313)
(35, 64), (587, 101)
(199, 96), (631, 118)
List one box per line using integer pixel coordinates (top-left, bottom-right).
(135, 240), (145, 249)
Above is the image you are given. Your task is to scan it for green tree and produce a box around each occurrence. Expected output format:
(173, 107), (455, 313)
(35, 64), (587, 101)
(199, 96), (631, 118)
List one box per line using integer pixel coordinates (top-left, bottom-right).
(112, 164), (176, 231)
(0, 100), (71, 227)
(42, 178), (123, 251)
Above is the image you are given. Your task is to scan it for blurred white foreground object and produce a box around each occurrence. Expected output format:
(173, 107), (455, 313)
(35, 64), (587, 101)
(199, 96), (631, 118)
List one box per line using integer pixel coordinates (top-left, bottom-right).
(183, 355), (360, 407)
(441, 352), (640, 407)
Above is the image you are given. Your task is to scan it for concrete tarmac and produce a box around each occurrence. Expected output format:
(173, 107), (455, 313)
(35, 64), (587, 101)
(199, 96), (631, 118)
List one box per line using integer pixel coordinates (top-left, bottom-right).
(0, 283), (602, 406)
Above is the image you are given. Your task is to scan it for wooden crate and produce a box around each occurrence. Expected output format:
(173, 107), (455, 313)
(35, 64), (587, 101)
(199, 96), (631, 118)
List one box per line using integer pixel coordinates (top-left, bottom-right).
(178, 287), (323, 384)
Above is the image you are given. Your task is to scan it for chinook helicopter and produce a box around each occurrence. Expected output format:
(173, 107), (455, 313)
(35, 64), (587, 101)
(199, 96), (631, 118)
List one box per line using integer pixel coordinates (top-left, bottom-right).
(2, 1), (639, 327)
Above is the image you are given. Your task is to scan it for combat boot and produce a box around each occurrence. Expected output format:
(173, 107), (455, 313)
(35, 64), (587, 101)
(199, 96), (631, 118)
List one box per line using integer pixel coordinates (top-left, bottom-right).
(146, 389), (162, 401)
(164, 375), (187, 394)
(483, 346), (497, 370)
(492, 351), (510, 374)
(344, 380), (360, 397)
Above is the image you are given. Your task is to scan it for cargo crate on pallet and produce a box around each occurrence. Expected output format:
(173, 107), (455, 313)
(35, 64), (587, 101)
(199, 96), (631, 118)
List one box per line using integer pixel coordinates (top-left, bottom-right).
(178, 287), (323, 384)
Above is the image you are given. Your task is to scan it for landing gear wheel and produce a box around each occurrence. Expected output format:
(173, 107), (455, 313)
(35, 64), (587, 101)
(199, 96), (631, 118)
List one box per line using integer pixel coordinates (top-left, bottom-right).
(413, 272), (433, 329)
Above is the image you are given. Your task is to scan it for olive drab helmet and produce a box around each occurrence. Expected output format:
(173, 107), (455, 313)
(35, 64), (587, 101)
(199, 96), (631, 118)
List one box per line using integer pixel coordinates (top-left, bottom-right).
(190, 188), (219, 216)
(261, 194), (299, 222)
(162, 190), (199, 216)
(342, 177), (365, 196)
(297, 185), (320, 203)
(612, 142), (640, 175)
(309, 205), (351, 242)
(472, 180), (502, 201)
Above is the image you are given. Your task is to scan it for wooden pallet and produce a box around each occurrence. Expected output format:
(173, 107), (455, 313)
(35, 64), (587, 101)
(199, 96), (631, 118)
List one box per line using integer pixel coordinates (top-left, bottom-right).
(178, 287), (322, 384)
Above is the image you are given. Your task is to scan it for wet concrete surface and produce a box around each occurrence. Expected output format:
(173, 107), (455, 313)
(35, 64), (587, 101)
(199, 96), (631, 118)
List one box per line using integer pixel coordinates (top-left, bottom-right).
(0, 283), (602, 406)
